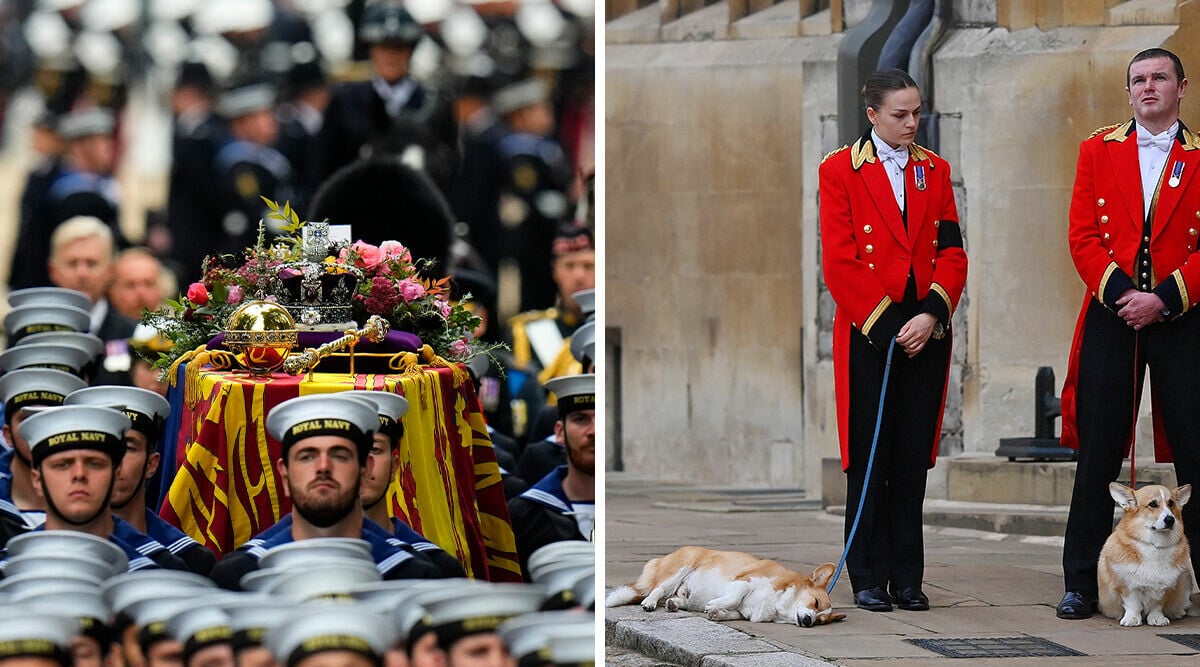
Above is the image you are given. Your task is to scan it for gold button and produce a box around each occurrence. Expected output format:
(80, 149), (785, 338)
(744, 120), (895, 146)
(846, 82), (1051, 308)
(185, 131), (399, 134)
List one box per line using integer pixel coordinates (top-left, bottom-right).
(1104, 233), (1111, 240)
(1109, 250), (1115, 256)
(865, 245), (874, 254)
(1144, 236), (1151, 242)
(932, 239), (939, 247)
(1098, 198), (1106, 206)
(1101, 215), (1109, 223)
(868, 263), (875, 270)
(1143, 260), (1149, 266)
(931, 259), (936, 265)
(933, 221), (941, 228)
(863, 225), (873, 233)
(1189, 245), (1194, 251)
(1142, 272), (1149, 278)
(1191, 228), (1198, 236)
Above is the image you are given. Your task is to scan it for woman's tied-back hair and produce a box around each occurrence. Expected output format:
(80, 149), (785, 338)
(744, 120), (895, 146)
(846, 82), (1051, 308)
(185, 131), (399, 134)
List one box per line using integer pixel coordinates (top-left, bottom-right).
(860, 68), (919, 111)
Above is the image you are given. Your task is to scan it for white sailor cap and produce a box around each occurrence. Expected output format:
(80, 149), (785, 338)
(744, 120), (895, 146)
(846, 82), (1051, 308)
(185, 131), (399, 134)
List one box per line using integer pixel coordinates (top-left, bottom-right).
(7, 529), (129, 575)
(258, 559), (383, 601)
(545, 628), (595, 666)
(0, 343), (93, 377)
(56, 107), (115, 141)
(221, 598), (295, 650)
(8, 287), (92, 312)
(422, 585), (548, 649)
(13, 589), (112, 638)
(527, 548), (593, 583)
(570, 289), (594, 319)
(165, 604), (234, 662)
(215, 83), (277, 119)
(342, 390), (408, 437)
(543, 374), (595, 417)
(0, 368), (86, 418)
(129, 597), (196, 650)
(1, 552), (120, 582)
(537, 564), (593, 610)
(0, 611), (78, 666)
(0, 569), (105, 596)
(496, 611), (593, 666)
(193, 0), (273, 35)
(66, 385), (171, 440)
(266, 394), (378, 460)
(258, 538), (374, 571)
(19, 331), (104, 361)
(359, 581), (484, 644)
(265, 603), (398, 667)
(19, 405), (130, 467)
(102, 570), (217, 616)
(40, 0), (88, 11)
(569, 321), (595, 365)
(491, 78), (550, 116)
(4, 304), (91, 343)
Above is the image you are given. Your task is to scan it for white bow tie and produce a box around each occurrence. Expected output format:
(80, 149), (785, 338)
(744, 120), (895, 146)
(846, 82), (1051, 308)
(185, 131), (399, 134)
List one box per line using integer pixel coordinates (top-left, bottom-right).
(1137, 129), (1174, 153)
(878, 144), (909, 169)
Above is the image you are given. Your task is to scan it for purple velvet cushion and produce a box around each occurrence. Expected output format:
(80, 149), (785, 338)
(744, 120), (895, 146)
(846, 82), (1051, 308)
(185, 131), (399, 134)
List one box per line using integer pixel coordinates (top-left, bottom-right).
(206, 329), (423, 367)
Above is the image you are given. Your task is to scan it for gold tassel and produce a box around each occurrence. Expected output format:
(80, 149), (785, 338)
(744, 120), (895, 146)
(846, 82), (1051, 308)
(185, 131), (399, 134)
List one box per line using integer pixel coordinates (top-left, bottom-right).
(417, 345), (470, 388)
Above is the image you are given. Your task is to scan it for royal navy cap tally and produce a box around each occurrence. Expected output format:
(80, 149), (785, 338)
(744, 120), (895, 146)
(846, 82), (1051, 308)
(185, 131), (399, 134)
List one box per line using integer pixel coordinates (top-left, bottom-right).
(18, 405), (130, 467)
(0, 368), (86, 417)
(265, 603), (398, 667)
(102, 570), (218, 615)
(257, 538), (374, 571)
(0, 611), (78, 666)
(6, 530), (129, 576)
(491, 78), (550, 116)
(131, 597), (196, 650)
(8, 287), (92, 312)
(1, 552), (119, 583)
(19, 331), (104, 361)
(259, 559), (383, 601)
(56, 108), (115, 141)
(266, 394), (378, 458)
(0, 343), (93, 376)
(544, 374), (595, 417)
(65, 386), (171, 440)
(4, 304), (91, 343)
(165, 604), (234, 662)
(570, 321), (595, 365)
(215, 83), (277, 119)
(422, 585), (548, 649)
(570, 289), (594, 319)
(342, 390), (408, 437)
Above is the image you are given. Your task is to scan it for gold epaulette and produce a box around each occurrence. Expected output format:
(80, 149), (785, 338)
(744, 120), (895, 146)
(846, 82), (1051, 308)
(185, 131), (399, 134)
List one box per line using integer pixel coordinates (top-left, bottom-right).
(820, 145), (849, 165)
(1094, 121), (1131, 142)
(1088, 123), (1119, 139)
(507, 307), (558, 370)
(911, 143), (937, 162)
(507, 307), (558, 327)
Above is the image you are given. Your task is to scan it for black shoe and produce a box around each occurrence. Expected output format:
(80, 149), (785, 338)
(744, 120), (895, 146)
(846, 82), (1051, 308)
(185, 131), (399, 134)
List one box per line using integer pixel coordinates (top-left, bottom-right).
(854, 586), (893, 612)
(891, 587), (930, 611)
(1055, 591), (1097, 619)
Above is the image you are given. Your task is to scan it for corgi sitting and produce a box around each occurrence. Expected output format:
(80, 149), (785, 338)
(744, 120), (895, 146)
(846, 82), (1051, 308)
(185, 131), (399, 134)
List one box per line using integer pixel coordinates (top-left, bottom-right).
(604, 546), (845, 627)
(1097, 482), (1195, 627)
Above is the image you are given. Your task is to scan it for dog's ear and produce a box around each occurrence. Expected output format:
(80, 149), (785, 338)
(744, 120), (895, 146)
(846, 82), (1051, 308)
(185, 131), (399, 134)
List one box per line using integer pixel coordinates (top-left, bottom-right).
(811, 562), (837, 588)
(1109, 482), (1138, 510)
(1176, 484), (1192, 507)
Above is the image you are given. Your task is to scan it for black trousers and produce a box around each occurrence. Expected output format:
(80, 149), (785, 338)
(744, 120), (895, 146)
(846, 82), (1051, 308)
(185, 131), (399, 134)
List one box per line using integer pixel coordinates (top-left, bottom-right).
(844, 298), (952, 593)
(1062, 300), (1200, 594)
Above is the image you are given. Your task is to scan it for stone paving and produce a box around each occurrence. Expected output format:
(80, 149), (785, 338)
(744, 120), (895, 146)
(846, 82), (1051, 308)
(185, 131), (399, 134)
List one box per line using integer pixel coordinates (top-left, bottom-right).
(603, 474), (1200, 666)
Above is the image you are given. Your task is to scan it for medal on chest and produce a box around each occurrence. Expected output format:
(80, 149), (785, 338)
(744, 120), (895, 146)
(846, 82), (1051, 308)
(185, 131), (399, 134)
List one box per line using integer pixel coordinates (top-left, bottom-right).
(914, 164), (927, 191)
(1169, 161), (1184, 188)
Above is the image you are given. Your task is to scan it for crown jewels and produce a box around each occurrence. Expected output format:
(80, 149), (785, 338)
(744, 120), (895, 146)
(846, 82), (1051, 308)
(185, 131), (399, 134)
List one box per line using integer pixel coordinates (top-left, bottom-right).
(271, 222), (364, 329)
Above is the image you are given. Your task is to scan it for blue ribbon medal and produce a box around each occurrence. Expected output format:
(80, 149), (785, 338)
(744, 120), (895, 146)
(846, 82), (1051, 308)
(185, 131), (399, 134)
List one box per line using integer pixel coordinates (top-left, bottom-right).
(915, 164), (927, 191)
(1170, 161), (1184, 188)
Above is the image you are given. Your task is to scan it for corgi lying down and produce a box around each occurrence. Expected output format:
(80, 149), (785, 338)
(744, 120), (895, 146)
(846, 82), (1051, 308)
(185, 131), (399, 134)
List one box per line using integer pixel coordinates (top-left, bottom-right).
(1098, 483), (1198, 627)
(605, 546), (845, 627)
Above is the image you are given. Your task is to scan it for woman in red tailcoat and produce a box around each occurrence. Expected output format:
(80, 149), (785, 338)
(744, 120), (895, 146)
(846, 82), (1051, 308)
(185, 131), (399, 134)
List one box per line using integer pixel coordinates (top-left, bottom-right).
(818, 68), (968, 613)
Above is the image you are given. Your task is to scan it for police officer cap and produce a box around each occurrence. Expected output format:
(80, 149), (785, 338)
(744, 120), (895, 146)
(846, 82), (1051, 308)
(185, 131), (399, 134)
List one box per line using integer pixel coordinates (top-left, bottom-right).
(570, 321), (595, 366)
(360, 2), (423, 46)
(526, 541), (593, 579)
(491, 78), (549, 116)
(259, 559), (384, 601)
(496, 611), (592, 665)
(266, 394), (378, 461)
(216, 83), (277, 119)
(0, 569), (105, 596)
(265, 603), (398, 667)
(0, 368), (86, 419)
(0, 343), (92, 377)
(570, 289), (594, 319)
(57, 108), (115, 141)
(165, 604), (234, 663)
(1, 552), (119, 582)
(422, 585), (548, 650)
(6, 530), (129, 576)
(342, 390), (408, 438)
(257, 538), (374, 570)
(102, 570), (217, 616)
(8, 286), (92, 312)
(0, 611), (77, 667)
(4, 304), (91, 343)
(19, 331), (104, 361)
(65, 386), (171, 441)
(18, 405), (131, 468)
(544, 374), (595, 417)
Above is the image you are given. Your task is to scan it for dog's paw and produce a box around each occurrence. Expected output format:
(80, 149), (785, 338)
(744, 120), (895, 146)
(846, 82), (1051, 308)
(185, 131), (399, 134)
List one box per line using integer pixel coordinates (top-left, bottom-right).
(1120, 613), (1143, 627)
(706, 609), (721, 621)
(1148, 612), (1171, 626)
(641, 601), (656, 612)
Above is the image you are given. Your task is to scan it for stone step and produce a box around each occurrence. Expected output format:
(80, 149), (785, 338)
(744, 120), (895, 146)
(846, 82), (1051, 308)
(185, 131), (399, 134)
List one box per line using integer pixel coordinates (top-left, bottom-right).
(828, 499), (1097, 538)
(945, 456), (1177, 506)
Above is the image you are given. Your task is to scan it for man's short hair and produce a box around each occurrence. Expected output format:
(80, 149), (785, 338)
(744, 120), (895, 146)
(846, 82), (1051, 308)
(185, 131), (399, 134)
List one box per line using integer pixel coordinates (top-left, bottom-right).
(1128, 47), (1185, 86)
(50, 217), (114, 261)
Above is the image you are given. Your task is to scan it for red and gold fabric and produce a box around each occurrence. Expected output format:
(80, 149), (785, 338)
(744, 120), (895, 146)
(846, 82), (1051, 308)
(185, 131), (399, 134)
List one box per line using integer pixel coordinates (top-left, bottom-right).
(159, 365), (522, 582)
(819, 132), (968, 470)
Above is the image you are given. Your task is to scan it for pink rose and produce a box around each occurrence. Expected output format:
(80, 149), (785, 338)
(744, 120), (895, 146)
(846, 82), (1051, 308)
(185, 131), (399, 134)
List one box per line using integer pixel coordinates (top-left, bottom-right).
(187, 282), (209, 306)
(449, 338), (470, 357)
(397, 279), (426, 302)
(227, 285), (244, 304)
(435, 298), (451, 318)
(349, 241), (383, 271)
(380, 240), (410, 262)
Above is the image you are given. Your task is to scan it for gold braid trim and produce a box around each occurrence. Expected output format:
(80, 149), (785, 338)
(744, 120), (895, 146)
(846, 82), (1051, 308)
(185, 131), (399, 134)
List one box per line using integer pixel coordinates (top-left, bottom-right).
(1174, 269), (1190, 313)
(861, 296), (893, 337)
(1099, 262), (1120, 305)
(820, 145), (848, 165)
(386, 347), (469, 387)
(1101, 120), (1132, 142)
(168, 345), (237, 408)
(930, 282), (954, 319)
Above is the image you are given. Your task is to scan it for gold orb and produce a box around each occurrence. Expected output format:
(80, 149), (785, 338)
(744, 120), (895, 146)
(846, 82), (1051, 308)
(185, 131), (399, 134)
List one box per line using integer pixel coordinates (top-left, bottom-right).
(224, 300), (298, 375)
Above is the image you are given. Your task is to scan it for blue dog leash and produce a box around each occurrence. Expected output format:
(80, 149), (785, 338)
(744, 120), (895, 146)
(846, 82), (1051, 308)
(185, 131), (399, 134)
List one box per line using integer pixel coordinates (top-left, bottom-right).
(827, 337), (897, 595)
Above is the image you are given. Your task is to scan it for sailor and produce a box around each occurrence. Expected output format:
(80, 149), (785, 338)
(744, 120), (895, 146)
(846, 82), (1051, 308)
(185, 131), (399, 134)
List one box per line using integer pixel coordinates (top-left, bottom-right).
(264, 604), (397, 667)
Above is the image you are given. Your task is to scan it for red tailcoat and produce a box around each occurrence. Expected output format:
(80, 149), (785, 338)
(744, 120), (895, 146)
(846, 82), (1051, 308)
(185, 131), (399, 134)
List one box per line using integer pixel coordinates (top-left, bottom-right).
(1061, 120), (1200, 462)
(819, 135), (968, 471)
